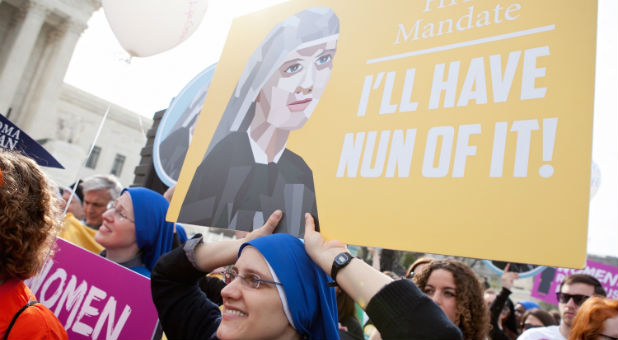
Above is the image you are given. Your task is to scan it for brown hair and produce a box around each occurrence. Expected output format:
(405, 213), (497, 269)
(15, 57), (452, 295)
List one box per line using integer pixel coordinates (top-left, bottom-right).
(568, 296), (617, 340)
(405, 257), (433, 279)
(0, 150), (61, 280)
(413, 259), (489, 339)
(520, 308), (559, 329)
(560, 274), (607, 297)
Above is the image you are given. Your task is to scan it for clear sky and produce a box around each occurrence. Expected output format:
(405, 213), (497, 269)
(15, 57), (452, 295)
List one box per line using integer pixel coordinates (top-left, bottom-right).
(64, 0), (617, 257)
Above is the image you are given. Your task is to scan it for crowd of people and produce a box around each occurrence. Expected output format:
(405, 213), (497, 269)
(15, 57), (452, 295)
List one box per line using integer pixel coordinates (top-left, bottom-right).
(1, 147), (617, 340)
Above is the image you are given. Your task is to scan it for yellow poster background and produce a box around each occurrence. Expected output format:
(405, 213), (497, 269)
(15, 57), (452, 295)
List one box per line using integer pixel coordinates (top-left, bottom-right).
(169, 0), (597, 269)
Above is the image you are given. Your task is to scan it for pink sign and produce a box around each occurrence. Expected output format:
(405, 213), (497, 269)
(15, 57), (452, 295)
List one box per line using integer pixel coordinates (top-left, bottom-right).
(531, 259), (618, 305)
(25, 238), (159, 340)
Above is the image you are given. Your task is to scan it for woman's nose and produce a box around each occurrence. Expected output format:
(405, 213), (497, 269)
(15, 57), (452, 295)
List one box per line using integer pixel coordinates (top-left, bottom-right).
(221, 277), (242, 300)
(430, 293), (442, 306)
(297, 68), (315, 94)
(102, 209), (114, 222)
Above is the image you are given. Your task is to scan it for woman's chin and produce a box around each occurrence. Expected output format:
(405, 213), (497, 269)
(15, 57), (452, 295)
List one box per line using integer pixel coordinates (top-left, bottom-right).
(216, 324), (242, 340)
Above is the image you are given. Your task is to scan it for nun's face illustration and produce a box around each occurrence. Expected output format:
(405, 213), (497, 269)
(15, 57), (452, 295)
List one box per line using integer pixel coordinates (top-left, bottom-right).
(256, 39), (337, 131)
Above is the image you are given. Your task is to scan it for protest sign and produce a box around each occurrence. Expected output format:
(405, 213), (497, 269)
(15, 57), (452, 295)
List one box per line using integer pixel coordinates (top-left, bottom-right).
(25, 238), (158, 340)
(0, 114), (63, 168)
(154, 63), (216, 186)
(532, 260), (618, 304)
(168, 0), (597, 268)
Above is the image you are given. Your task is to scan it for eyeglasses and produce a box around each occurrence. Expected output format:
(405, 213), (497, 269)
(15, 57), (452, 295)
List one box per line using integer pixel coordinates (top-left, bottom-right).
(523, 323), (541, 331)
(556, 292), (590, 306)
(223, 268), (283, 289)
(106, 200), (134, 223)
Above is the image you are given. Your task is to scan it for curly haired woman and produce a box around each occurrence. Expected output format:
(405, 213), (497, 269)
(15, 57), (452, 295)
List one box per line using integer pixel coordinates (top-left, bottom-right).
(413, 259), (490, 339)
(0, 149), (67, 339)
(568, 296), (617, 340)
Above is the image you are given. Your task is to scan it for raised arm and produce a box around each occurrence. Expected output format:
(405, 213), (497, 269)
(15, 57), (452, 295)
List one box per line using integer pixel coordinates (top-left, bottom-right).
(192, 210), (282, 271)
(151, 210), (282, 340)
(303, 214), (462, 340)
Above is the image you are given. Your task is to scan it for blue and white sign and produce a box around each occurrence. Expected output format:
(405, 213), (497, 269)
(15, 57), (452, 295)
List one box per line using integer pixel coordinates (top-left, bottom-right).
(153, 63), (216, 186)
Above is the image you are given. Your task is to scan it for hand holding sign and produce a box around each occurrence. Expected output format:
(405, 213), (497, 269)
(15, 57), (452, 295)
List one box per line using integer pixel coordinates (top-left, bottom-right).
(304, 213), (349, 276)
(193, 210), (283, 271)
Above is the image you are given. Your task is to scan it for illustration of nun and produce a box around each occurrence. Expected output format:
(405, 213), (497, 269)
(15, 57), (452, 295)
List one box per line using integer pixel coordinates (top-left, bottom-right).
(178, 7), (339, 236)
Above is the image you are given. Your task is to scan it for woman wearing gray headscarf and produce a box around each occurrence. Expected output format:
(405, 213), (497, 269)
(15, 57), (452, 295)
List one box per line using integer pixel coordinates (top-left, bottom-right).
(179, 7), (339, 235)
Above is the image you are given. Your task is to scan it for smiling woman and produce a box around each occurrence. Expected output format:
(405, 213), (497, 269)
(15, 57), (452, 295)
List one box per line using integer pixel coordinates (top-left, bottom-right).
(178, 7), (340, 236)
(95, 187), (187, 277)
(151, 212), (463, 340)
(152, 211), (340, 340)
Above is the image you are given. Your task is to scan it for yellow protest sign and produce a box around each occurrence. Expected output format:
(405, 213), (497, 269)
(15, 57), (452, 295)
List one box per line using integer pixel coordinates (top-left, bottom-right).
(169, 0), (597, 269)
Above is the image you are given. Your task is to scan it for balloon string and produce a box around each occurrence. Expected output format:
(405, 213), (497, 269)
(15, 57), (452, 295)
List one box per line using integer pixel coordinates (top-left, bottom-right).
(28, 103), (111, 302)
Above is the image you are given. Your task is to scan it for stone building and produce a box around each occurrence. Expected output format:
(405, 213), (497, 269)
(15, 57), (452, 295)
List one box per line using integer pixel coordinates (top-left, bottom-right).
(0, 0), (152, 187)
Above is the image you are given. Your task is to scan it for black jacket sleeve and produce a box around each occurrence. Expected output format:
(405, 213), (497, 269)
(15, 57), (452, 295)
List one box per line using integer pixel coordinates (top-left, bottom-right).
(489, 287), (514, 340)
(151, 246), (222, 340)
(365, 279), (463, 340)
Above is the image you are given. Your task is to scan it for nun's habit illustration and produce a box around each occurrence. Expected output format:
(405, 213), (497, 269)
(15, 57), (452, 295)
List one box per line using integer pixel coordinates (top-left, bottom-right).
(178, 8), (339, 235)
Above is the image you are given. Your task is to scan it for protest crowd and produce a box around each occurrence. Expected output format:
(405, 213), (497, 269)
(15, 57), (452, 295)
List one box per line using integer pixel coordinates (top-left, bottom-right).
(1, 147), (617, 340)
(0, 0), (615, 339)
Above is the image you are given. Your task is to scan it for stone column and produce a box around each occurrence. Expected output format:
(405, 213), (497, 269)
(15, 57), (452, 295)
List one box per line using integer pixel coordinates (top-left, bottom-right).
(21, 19), (87, 137)
(0, 0), (47, 115)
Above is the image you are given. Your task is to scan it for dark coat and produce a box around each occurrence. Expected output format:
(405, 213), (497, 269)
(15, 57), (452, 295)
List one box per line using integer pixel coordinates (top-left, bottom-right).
(178, 131), (317, 236)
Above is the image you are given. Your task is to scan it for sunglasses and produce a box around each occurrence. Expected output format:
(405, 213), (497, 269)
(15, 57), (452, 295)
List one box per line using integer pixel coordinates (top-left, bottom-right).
(523, 323), (541, 331)
(556, 292), (590, 306)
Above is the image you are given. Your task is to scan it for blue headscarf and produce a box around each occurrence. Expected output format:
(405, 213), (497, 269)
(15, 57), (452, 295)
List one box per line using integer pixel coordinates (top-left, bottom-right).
(518, 300), (541, 310)
(240, 234), (339, 340)
(123, 187), (177, 271)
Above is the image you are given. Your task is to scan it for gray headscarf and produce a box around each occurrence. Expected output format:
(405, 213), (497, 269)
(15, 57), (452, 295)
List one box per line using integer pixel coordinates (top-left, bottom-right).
(205, 7), (339, 156)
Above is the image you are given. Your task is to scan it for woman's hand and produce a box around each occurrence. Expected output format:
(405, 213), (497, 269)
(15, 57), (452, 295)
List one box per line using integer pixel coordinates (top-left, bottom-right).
(194, 210), (282, 271)
(244, 209), (282, 242)
(501, 263), (519, 290)
(303, 213), (348, 274)
(303, 213), (392, 309)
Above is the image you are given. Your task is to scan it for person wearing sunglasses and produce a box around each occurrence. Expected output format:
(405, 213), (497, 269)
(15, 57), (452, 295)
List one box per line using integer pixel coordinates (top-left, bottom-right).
(518, 274), (606, 340)
(568, 296), (618, 340)
(94, 187), (187, 278)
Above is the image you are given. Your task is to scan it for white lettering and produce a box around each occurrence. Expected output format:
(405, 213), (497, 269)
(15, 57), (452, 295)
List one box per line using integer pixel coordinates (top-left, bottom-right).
(360, 131), (391, 177)
(422, 126), (454, 177)
(336, 132), (366, 178)
(511, 120), (539, 177)
(452, 124), (481, 177)
(521, 46), (549, 100)
(429, 61), (460, 109)
(72, 285), (107, 337)
(92, 297), (132, 340)
(385, 129), (416, 178)
(457, 57), (488, 106)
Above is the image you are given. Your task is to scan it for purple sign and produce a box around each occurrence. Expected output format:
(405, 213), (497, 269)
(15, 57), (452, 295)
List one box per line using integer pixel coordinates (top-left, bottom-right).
(24, 239), (158, 340)
(531, 259), (618, 305)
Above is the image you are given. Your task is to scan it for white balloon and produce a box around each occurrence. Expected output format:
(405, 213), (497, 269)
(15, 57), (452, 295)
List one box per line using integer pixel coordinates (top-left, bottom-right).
(102, 0), (209, 57)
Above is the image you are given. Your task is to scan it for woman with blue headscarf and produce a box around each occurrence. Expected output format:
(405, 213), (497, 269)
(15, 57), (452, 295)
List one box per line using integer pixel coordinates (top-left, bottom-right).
(152, 210), (339, 339)
(94, 187), (187, 278)
(151, 211), (463, 340)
